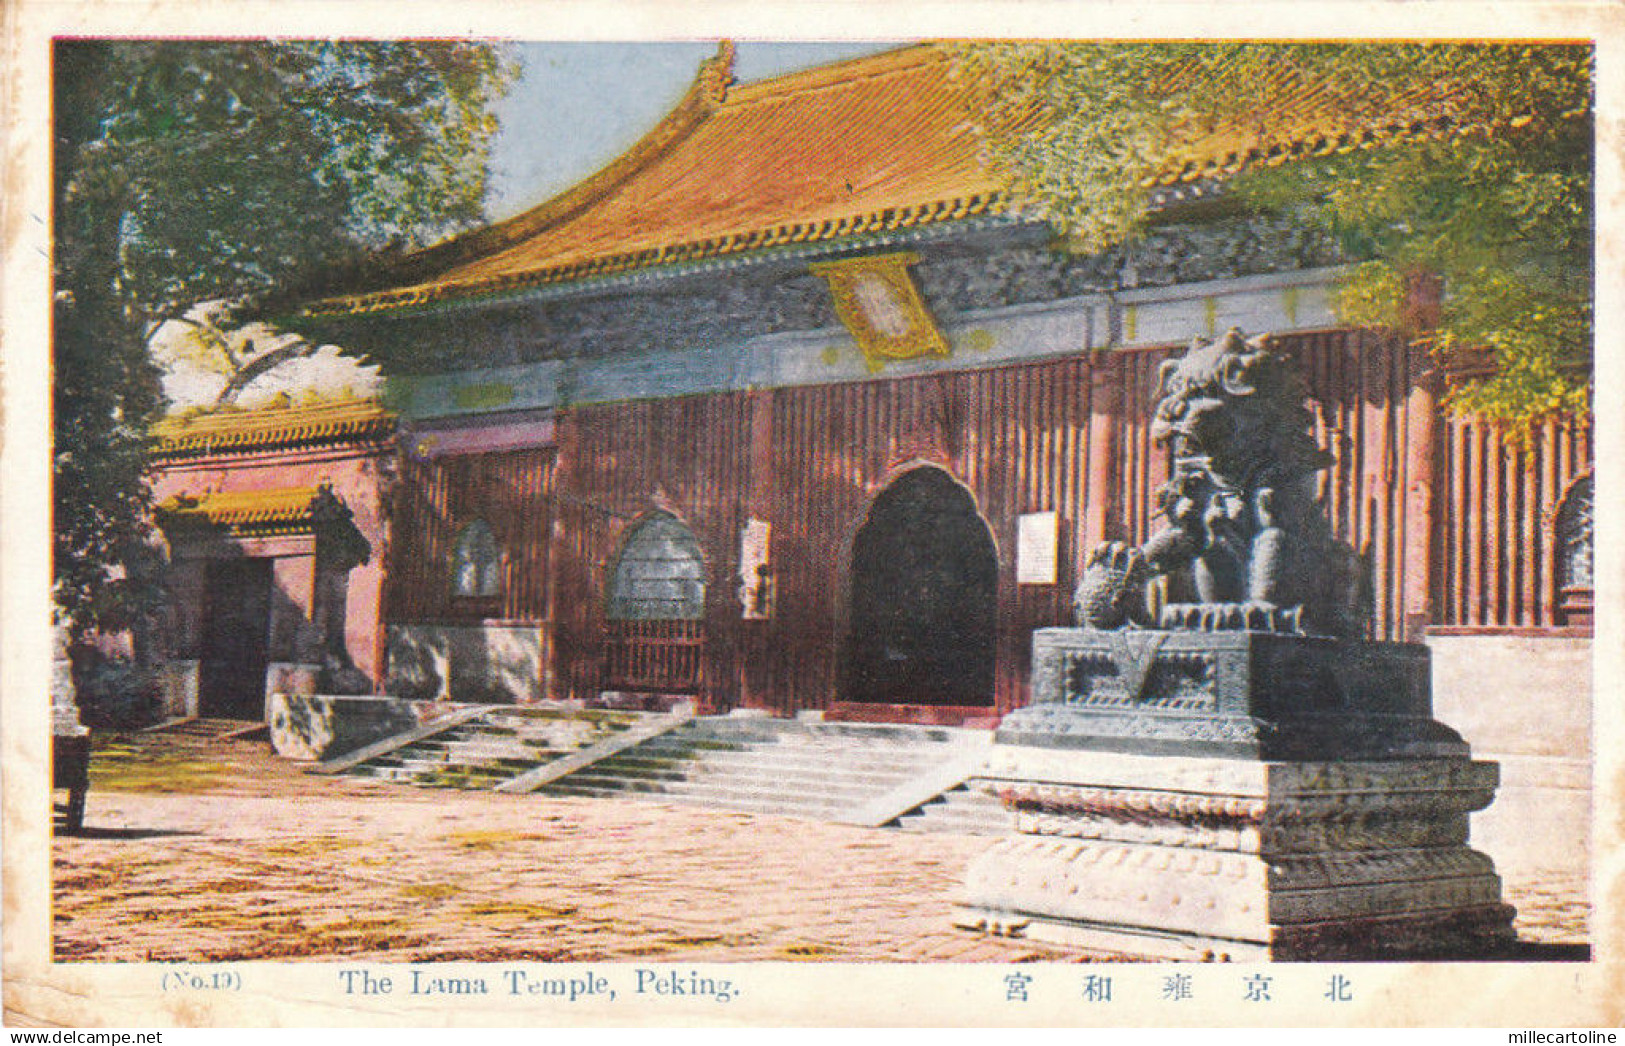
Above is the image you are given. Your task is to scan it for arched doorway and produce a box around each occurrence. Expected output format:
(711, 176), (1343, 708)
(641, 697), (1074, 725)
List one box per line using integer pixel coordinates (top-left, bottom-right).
(602, 514), (706, 695)
(844, 468), (997, 706)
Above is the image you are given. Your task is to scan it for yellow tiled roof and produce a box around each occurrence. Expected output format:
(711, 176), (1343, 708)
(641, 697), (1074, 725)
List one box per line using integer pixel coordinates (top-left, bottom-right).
(301, 42), (1508, 319)
(155, 487), (324, 532)
(305, 45), (1003, 318)
(151, 399), (394, 458)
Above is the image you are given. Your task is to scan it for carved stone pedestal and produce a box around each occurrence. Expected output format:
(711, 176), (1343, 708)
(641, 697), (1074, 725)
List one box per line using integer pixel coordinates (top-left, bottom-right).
(956, 629), (1516, 960)
(955, 746), (1515, 960)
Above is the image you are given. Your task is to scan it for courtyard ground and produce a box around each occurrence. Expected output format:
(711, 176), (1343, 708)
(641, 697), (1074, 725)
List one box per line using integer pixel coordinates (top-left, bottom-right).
(50, 730), (1589, 963)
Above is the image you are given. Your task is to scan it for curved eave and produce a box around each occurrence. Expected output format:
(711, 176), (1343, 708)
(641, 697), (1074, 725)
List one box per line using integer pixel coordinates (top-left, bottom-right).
(294, 42), (1583, 327)
(300, 192), (1009, 321)
(299, 114), (1519, 325)
(156, 490), (321, 536)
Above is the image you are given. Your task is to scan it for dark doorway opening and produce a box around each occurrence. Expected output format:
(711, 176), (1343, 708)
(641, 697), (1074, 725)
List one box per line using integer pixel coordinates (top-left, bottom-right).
(844, 468), (997, 706)
(199, 558), (273, 719)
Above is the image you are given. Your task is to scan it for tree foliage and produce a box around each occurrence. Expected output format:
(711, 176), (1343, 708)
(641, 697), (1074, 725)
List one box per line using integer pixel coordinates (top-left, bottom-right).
(956, 42), (1593, 430)
(53, 39), (516, 637)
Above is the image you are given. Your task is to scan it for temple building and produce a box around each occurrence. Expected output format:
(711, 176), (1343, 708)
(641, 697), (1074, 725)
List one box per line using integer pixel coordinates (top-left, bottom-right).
(285, 41), (1589, 716)
(143, 43), (1592, 876)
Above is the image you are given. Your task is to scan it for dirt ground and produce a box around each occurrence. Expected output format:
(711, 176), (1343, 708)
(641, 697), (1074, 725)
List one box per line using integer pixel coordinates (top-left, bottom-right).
(50, 730), (1589, 963)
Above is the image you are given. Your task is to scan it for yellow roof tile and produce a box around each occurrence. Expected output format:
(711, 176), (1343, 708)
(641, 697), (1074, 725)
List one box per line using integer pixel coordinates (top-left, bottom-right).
(151, 399), (394, 458)
(155, 487), (324, 532)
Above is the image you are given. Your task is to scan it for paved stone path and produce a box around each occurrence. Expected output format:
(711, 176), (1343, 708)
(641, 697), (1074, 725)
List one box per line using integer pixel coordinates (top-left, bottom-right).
(51, 732), (1588, 963)
(53, 732), (1096, 963)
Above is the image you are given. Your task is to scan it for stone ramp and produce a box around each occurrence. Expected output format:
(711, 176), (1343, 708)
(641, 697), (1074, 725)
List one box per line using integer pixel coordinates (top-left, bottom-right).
(140, 717), (267, 742)
(533, 716), (1010, 831)
(339, 706), (645, 789)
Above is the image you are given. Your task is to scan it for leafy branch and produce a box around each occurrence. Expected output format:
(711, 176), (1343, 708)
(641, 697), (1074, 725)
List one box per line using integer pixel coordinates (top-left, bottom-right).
(955, 41), (1593, 432)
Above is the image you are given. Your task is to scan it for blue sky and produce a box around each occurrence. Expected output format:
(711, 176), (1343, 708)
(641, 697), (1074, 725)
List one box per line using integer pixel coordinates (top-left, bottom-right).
(486, 42), (899, 219)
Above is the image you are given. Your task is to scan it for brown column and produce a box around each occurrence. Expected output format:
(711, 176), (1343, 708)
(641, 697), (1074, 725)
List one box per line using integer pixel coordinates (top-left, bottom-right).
(1400, 274), (1444, 642)
(1082, 352), (1123, 556)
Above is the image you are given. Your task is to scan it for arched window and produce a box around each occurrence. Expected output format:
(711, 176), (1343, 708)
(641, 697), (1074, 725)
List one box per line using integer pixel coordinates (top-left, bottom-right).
(607, 515), (705, 620)
(451, 520), (501, 599)
(1555, 474), (1593, 593)
(1553, 473), (1593, 629)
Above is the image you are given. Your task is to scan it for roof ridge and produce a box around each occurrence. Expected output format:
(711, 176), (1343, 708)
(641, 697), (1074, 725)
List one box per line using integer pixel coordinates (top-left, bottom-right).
(156, 486), (336, 536)
(722, 42), (944, 107)
(367, 43), (744, 288)
(154, 396), (387, 428)
(151, 398), (395, 457)
(297, 42), (1535, 322)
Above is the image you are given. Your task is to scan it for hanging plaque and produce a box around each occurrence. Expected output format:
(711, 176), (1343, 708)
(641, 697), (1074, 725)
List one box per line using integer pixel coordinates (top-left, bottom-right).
(810, 252), (949, 371)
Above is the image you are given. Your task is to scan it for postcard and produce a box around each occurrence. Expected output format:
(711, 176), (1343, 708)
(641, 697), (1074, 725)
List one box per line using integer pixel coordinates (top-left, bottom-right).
(4, 0), (1621, 1030)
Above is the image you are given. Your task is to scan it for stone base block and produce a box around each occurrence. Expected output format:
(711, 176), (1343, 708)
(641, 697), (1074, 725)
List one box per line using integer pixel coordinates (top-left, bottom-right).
(156, 660), (199, 721)
(955, 898), (1517, 962)
(267, 693), (423, 761)
(53, 658), (88, 735)
(1006, 628), (1465, 760)
(955, 746), (1516, 961)
(386, 623), (550, 703)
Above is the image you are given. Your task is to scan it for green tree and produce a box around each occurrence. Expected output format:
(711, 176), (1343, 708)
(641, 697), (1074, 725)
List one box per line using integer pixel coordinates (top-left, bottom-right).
(53, 40), (516, 639)
(957, 42), (1593, 430)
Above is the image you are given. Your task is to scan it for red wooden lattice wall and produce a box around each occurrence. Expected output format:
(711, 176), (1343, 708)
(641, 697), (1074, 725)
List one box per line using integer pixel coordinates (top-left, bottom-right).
(385, 330), (1591, 712)
(1435, 413), (1593, 629)
(385, 448), (556, 624)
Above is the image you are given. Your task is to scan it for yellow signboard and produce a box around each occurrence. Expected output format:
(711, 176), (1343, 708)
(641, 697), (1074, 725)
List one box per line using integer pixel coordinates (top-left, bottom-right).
(810, 252), (949, 371)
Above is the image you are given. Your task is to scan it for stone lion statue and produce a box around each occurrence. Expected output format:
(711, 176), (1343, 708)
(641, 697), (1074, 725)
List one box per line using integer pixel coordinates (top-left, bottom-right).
(1077, 328), (1365, 637)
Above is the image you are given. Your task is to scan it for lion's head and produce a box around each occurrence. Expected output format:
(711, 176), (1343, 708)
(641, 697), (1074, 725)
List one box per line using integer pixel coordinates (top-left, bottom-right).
(1151, 328), (1329, 483)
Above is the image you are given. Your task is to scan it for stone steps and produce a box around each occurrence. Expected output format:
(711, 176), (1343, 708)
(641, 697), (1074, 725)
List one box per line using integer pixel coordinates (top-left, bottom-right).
(341, 707), (641, 788)
(337, 708), (1011, 836)
(541, 776), (857, 812)
(560, 757), (925, 791)
(375, 754), (541, 775)
(145, 717), (261, 741)
(542, 764), (886, 805)
(531, 718), (988, 826)
(411, 738), (564, 762)
(597, 745), (946, 781)
(359, 763), (516, 789)
(893, 783), (1015, 835)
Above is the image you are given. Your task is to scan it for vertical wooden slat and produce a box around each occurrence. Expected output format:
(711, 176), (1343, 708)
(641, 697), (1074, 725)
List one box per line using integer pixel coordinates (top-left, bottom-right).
(1490, 434), (1505, 624)
(1515, 435), (1533, 626)
(1449, 419), (1462, 630)
(1458, 419), (1476, 627)
(1474, 423), (1493, 626)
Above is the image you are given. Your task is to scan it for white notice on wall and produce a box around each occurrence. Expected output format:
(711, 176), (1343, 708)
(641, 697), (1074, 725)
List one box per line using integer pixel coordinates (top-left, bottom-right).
(1016, 511), (1059, 585)
(739, 518), (773, 619)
